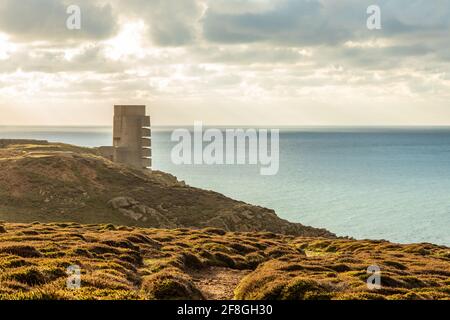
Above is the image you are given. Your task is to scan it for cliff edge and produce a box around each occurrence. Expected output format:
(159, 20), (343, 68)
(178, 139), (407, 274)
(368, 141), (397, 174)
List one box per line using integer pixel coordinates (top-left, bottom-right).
(0, 139), (334, 238)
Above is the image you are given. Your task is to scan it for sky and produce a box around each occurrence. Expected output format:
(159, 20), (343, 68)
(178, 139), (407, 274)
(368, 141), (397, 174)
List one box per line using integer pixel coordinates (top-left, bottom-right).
(0, 0), (449, 126)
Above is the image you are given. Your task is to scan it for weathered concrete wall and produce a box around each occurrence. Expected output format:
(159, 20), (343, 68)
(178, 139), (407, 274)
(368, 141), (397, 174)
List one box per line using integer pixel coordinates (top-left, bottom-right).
(112, 105), (151, 170)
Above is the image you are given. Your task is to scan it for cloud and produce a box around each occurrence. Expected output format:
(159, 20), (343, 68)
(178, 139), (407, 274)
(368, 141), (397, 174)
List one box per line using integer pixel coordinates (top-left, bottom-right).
(0, 0), (118, 41)
(0, 43), (127, 73)
(201, 0), (450, 50)
(121, 0), (205, 46)
(203, 0), (350, 45)
(0, 0), (450, 125)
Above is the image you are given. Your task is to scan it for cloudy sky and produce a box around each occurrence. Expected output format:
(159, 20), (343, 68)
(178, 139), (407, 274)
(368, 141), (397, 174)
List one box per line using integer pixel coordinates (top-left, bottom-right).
(0, 0), (449, 126)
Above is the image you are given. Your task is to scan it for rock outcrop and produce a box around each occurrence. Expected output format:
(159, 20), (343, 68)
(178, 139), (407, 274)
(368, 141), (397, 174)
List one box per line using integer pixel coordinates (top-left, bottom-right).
(108, 197), (176, 228)
(0, 139), (335, 238)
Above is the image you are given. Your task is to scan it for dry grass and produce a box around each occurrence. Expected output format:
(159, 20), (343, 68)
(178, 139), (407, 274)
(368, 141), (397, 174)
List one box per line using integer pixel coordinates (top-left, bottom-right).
(0, 223), (448, 300)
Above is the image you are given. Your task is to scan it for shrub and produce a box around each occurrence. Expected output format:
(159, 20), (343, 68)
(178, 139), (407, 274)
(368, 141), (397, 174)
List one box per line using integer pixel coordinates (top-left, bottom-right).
(336, 292), (386, 300)
(213, 252), (236, 268)
(244, 253), (266, 269)
(281, 277), (329, 300)
(203, 228), (226, 236)
(229, 242), (257, 255)
(0, 245), (42, 258)
(327, 264), (351, 272)
(383, 260), (407, 270)
(102, 224), (116, 231)
(84, 244), (121, 256)
(235, 273), (284, 300)
(82, 271), (132, 291)
(3, 267), (48, 286)
(141, 269), (203, 300)
(179, 252), (204, 269)
(0, 257), (32, 268)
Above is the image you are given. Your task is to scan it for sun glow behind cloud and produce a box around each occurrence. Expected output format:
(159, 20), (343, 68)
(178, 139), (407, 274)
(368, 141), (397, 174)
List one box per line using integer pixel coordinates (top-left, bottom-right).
(104, 21), (147, 61)
(0, 33), (17, 60)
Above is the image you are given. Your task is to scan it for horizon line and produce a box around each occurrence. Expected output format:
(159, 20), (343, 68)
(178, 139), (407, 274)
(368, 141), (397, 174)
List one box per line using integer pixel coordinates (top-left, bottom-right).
(2, 124), (450, 128)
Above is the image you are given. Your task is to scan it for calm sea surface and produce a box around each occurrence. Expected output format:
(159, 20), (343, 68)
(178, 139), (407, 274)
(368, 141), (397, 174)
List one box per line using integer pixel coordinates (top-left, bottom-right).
(1, 126), (449, 246)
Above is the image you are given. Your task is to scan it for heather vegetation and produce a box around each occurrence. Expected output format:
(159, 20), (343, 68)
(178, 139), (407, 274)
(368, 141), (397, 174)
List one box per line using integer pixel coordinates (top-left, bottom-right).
(0, 223), (448, 300)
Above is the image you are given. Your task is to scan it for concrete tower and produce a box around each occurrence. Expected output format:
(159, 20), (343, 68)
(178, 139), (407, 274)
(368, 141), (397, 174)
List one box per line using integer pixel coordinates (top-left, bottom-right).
(112, 105), (151, 169)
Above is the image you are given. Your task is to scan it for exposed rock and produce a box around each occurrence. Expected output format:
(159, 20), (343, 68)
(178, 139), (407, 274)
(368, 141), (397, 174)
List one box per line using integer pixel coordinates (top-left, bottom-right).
(108, 197), (134, 209)
(109, 196), (176, 228)
(119, 209), (143, 221)
(133, 205), (144, 214)
(202, 204), (332, 238)
(0, 140), (336, 238)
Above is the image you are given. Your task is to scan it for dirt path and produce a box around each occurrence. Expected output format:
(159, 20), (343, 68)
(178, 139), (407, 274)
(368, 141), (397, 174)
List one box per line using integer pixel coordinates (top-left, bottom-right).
(189, 267), (251, 300)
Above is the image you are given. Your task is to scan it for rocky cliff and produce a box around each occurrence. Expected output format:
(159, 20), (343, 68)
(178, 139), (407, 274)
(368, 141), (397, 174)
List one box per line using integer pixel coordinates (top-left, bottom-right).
(0, 139), (334, 237)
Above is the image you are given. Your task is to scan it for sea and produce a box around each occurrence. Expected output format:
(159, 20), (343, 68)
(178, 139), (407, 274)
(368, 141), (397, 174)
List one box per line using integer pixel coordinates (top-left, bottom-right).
(1, 126), (449, 246)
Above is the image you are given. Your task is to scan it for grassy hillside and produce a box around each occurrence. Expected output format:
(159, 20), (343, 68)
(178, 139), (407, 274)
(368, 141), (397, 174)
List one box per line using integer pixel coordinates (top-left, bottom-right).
(0, 222), (448, 300)
(0, 139), (332, 237)
(1, 139), (448, 300)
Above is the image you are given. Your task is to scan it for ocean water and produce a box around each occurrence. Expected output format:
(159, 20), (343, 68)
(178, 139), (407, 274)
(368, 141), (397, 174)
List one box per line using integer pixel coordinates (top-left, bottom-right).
(1, 126), (449, 246)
